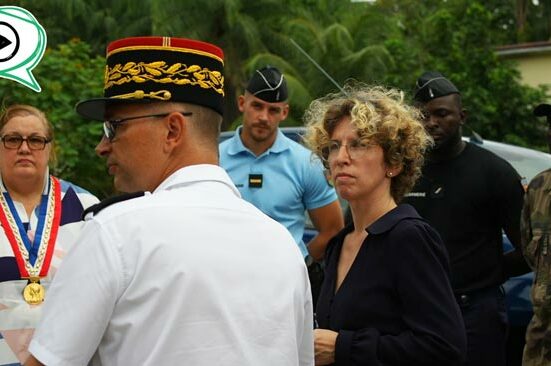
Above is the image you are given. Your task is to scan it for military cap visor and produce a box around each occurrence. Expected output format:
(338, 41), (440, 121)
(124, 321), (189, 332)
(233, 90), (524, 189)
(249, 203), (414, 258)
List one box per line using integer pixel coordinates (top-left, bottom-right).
(414, 71), (459, 103)
(76, 36), (225, 121)
(77, 98), (154, 121)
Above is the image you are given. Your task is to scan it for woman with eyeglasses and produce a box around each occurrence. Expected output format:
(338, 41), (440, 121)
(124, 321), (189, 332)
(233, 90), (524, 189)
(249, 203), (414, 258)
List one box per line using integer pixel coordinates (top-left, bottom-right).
(0, 105), (98, 365)
(304, 85), (466, 365)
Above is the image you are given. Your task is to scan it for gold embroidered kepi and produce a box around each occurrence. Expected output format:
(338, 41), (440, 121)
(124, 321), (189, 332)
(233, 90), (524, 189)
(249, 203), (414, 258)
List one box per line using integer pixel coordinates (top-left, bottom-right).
(76, 36), (225, 120)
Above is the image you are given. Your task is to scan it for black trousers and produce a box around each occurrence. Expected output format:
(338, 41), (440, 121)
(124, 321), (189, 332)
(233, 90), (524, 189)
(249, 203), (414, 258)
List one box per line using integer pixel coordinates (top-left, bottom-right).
(456, 286), (508, 366)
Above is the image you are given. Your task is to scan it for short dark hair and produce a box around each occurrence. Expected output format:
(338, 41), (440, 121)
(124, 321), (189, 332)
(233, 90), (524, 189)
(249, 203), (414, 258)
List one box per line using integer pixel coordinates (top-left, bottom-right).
(184, 103), (222, 145)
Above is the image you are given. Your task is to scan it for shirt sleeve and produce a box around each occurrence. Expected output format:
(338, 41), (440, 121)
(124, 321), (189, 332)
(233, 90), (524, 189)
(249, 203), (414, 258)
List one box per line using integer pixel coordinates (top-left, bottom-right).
(299, 264), (315, 366)
(520, 183), (535, 269)
(493, 160), (524, 243)
(520, 173), (551, 270)
(29, 220), (123, 366)
(302, 155), (337, 210)
(334, 222), (467, 365)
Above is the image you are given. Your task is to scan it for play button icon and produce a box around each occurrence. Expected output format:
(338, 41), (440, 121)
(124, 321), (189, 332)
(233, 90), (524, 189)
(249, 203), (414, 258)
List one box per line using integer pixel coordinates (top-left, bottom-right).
(0, 34), (11, 50)
(0, 6), (46, 92)
(0, 21), (18, 62)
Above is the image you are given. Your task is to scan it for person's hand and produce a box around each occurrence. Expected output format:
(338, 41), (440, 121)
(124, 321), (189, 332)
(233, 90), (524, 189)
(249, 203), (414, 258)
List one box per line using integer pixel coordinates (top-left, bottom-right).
(314, 328), (338, 365)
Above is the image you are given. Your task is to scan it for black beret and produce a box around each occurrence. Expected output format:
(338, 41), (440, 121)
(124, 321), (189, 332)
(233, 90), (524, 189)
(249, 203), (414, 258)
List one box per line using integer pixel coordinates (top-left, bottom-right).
(414, 71), (459, 103)
(246, 66), (288, 103)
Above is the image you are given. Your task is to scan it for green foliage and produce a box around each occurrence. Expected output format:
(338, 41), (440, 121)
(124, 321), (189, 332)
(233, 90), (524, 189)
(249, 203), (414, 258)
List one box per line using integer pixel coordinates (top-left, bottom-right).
(12, 0), (152, 54)
(0, 40), (112, 198)
(514, 0), (551, 43)
(0, 0), (548, 198)
(383, 1), (549, 149)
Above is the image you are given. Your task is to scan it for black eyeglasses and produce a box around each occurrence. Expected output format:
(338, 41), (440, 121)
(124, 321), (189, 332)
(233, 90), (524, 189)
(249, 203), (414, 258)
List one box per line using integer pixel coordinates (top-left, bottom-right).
(0, 134), (52, 150)
(103, 111), (192, 141)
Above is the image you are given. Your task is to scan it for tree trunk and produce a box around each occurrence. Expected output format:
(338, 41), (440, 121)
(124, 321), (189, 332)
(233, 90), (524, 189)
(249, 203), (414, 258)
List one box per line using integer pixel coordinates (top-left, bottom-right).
(516, 0), (529, 42)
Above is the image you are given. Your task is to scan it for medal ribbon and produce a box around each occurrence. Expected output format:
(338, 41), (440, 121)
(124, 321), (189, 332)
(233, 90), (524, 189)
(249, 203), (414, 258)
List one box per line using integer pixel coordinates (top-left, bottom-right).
(0, 176), (61, 278)
(5, 186), (48, 266)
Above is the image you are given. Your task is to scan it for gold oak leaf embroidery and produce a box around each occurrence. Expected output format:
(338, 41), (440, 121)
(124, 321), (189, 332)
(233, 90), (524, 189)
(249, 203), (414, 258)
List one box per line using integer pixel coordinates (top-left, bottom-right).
(105, 61), (224, 95)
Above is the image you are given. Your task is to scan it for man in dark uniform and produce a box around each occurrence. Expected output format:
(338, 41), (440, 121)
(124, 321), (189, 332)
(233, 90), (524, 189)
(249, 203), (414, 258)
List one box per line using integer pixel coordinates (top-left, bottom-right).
(403, 71), (529, 366)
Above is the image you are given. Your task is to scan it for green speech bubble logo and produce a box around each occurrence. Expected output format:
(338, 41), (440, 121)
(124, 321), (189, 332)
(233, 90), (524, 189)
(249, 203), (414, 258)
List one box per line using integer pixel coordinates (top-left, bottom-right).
(0, 6), (46, 92)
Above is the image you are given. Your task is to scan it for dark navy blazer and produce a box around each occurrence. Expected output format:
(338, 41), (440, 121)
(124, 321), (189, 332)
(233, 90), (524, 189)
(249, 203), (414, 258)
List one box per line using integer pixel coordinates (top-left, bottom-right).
(316, 204), (467, 365)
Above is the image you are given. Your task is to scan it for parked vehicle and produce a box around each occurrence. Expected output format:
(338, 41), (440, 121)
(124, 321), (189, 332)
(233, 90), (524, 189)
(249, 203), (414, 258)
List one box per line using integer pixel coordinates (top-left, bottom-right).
(219, 127), (551, 365)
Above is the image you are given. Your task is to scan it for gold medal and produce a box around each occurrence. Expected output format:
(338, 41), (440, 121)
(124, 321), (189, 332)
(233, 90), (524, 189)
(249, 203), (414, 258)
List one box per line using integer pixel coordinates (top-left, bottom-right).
(0, 177), (61, 305)
(22, 278), (45, 305)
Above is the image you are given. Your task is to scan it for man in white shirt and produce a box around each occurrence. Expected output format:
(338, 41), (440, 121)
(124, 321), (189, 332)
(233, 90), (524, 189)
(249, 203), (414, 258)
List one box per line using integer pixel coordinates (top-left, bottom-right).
(24, 36), (314, 366)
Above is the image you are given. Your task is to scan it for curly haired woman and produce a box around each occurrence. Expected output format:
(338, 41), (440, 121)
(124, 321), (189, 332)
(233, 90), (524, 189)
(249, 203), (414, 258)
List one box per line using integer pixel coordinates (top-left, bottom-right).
(304, 85), (466, 365)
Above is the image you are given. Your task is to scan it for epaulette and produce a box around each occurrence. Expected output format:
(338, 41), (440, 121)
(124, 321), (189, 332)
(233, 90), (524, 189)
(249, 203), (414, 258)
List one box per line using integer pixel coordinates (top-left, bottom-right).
(82, 191), (146, 220)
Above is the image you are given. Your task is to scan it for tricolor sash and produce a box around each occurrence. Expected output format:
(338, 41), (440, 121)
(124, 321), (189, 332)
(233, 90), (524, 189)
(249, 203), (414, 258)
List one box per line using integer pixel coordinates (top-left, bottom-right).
(0, 176), (61, 282)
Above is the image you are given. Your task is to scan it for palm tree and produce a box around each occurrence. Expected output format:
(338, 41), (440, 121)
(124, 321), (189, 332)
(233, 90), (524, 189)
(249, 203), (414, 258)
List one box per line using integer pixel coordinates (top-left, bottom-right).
(14, 0), (152, 54)
(280, 1), (394, 113)
(149, 0), (296, 127)
(516, 0), (530, 41)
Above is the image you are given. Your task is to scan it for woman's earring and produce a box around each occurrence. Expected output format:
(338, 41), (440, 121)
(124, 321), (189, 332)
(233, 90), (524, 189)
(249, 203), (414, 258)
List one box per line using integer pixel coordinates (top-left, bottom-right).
(387, 172), (393, 177)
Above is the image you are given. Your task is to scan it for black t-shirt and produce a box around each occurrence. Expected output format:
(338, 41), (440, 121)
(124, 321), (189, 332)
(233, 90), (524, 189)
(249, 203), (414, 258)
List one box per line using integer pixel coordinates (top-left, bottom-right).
(403, 143), (524, 293)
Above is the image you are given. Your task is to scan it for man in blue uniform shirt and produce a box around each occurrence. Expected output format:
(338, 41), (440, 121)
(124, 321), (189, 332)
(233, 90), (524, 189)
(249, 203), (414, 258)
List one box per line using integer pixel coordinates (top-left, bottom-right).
(219, 66), (343, 261)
